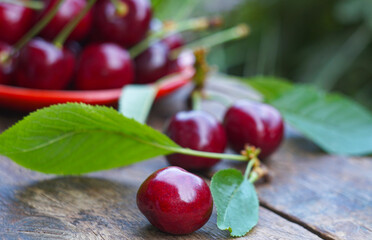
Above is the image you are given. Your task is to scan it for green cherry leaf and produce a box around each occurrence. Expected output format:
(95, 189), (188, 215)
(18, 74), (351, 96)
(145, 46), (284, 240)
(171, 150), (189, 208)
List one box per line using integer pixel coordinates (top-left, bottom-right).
(119, 84), (157, 124)
(211, 168), (259, 237)
(0, 103), (178, 175)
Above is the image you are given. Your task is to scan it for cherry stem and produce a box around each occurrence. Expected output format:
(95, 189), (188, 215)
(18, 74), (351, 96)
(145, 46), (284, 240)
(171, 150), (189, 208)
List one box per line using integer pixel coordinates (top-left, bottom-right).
(12, 0), (65, 55)
(0, 0), (44, 10)
(249, 172), (259, 183)
(171, 24), (250, 59)
(129, 16), (223, 58)
(244, 158), (256, 180)
(191, 91), (203, 111)
(166, 146), (248, 161)
(110, 0), (128, 16)
(53, 0), (96, 48)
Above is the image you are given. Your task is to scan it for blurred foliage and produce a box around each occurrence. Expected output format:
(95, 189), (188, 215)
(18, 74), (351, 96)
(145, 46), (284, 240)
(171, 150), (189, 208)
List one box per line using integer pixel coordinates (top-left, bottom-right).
(151, 0), (372, 109)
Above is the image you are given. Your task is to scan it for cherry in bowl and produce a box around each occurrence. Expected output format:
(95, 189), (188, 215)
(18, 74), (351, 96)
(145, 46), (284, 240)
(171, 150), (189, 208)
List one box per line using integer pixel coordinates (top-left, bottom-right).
(137, 166), (213, 235)
(0, 2), (35, 44)
(75, 43), (134, 90)
(94, 0), (152, 48)
(14, 38), (75, 90)
(39, 0), (93, 41)
(165, 111), (227, 171)
(134, 41), (170, 84)
(223, 100), (284, 159)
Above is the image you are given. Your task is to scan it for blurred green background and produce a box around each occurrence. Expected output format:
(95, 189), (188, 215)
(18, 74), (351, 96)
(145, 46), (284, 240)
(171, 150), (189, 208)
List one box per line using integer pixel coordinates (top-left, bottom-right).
(152, 0), (372, 110)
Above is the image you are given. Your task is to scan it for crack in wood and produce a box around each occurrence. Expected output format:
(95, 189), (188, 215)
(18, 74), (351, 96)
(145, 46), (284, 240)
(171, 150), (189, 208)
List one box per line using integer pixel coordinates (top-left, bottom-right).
(260, 202), (335, 240)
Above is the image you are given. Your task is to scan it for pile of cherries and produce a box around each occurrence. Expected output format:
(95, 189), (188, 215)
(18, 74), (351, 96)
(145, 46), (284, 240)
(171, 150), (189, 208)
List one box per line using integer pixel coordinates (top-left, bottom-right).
(0, 0), (184, 90)
(137, 100), (284, 235)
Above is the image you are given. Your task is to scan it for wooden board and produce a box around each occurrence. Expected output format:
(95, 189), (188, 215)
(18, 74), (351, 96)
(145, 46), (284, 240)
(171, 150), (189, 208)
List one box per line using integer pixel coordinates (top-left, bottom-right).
(0, 156), (320, 239)
(0, 77), (371, 239)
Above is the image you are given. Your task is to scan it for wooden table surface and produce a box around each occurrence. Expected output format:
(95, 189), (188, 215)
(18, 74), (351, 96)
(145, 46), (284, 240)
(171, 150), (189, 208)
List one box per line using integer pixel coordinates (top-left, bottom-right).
(0, 78), (371, 240)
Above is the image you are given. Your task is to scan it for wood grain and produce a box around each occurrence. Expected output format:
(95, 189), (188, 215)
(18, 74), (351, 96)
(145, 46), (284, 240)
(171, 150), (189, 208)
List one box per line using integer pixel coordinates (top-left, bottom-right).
(0, 156), (320, 239)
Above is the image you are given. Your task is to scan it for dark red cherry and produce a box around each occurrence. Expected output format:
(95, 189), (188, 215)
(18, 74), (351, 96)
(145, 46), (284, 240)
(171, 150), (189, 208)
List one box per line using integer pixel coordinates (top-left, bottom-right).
(39, 0), (93, 41)
(223, 100), (284, 159)
(134, 42), (170, 84)
(165, 111), (227, 171)
(162, 34), (184, 50)
(0, 2), (35, 44)
(137, 166), (213, 235)
(0, 42), (13, 85)
(14, 38), (75, 90)
(75, 43), (134, 90)
(167, 49), (195, 75)
(94, 0), (152, 48)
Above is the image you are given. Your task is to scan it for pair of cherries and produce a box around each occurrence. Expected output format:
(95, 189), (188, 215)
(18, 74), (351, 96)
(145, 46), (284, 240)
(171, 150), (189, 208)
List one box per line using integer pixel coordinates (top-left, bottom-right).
(165, 100), (284, 171)
(0, 0), (182, 90)
(136, 100), (284, 235)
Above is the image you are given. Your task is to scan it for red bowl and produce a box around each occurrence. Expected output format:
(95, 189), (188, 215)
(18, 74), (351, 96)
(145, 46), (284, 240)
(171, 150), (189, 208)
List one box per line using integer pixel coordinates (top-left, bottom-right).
(0, 66), (195, 112)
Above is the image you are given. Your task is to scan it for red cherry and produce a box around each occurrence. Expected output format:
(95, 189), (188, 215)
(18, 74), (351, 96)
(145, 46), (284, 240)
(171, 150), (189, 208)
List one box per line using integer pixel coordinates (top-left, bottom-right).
(94, 0), (152, 48)
(75, 43), (134, 90)
(0, 2), (35, 44)
(39, 0), (93, 41)
(14, 38), (75, 90)
(223, 100), (284, 158)
(165, 111), (227, 171)
(134, 42), (170, 84)
(137, 166), (213, 235)
(167, 49), (195, 75)
(162, 34), (184, 50)
(0, 42), (13, 85)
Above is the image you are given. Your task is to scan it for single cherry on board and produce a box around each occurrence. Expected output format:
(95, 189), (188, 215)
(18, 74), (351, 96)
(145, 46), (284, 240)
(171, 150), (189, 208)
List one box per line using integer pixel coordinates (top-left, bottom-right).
(165, 111), (227, 171)
(0, 2), (35, 44)
(134, 41), (170, 84)
(39, 0), (93, 41)
(94, 0), (152, 48)
(223, 100), (284, 159)
(0, 42), (13, 85)
(137, 166), (213, 235)
(14, 38), (75, 90)
(75, 43), (134, 90)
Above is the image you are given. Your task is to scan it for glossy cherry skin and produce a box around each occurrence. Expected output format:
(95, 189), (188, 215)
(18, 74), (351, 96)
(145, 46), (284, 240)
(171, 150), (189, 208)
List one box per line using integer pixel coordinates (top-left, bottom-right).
(94, 0), (152, 48)
(134, 42), (170, 84)
(75, 43), (134, 90)
(14, 39), (75, 90)
(162, 34), (184, 50)
(165, 111), (227, 171)
(0, 2), (35, 44)
(223, 100), (284, 159)
(0, 42), (13, 85)
(137, 166), (213, 235)
(39, 0), (93, 41)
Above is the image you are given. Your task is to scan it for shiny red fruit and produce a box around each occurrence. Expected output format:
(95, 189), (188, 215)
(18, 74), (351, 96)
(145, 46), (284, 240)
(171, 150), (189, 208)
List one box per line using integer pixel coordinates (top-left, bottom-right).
(134, 42), (170, 84)
(0, 2), (34, 44)
(39, 0), (93, 41)
(0, 42), (13, 85)
(14, 39), (75, 90)
(94, 0), (151, 48)
(75, 43), (134, 90)
(223, 100), (284, 158)
(137, 166), (213, 235)
(165, 111), (227, 171)
(162, 34), (184, 50)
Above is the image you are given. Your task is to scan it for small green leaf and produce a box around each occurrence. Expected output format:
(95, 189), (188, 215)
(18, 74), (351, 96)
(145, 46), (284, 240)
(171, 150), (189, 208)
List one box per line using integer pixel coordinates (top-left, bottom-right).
(211, 169), (259, 237)
(246, 76), (293, 102)
(0, 103), (178, 174)
(246, 77), (372, 156)
(119, 84), (157, 124)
